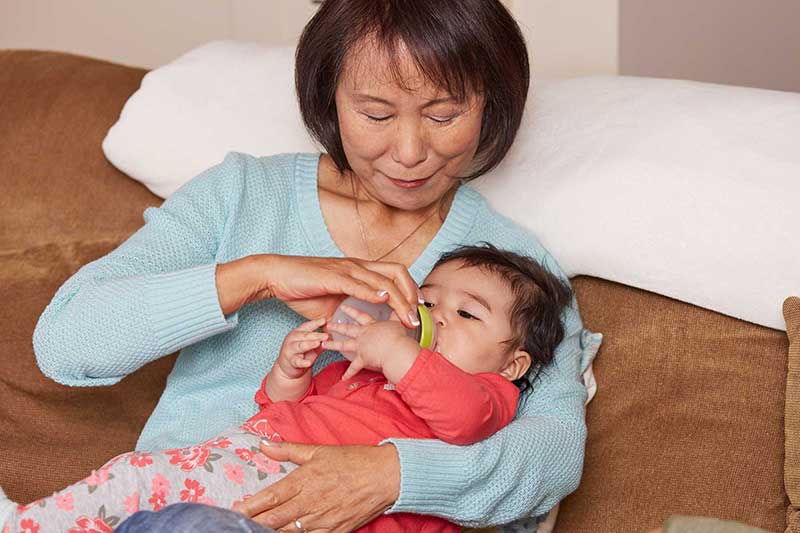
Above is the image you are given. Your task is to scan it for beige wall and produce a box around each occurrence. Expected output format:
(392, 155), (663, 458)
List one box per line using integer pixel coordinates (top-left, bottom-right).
(0, 0), (619, 78)
(508, 0), (619, 79)
(620, 0), (800, 92)
(0, 0), (319, 69)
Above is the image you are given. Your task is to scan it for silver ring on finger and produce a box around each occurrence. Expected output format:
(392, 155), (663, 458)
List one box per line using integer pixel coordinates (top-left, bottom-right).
(294, 519), (306, 533)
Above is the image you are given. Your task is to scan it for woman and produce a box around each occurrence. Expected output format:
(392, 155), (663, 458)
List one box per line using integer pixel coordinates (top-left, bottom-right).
(33, 0), (590, 531)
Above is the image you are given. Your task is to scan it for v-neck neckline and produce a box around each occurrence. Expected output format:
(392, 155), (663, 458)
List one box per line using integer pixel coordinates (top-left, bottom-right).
(293, 153), (482, 283)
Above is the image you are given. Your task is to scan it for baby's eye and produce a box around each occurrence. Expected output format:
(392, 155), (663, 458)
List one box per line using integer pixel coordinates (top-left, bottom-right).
(458, 310), (478, 320)
(423, 301), (434, 308)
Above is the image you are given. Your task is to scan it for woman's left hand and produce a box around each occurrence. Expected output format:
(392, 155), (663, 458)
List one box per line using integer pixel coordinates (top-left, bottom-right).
(232, 441), (401, 533)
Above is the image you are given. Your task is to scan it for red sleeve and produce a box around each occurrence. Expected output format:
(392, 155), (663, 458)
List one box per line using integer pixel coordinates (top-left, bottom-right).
(253, 362), (350, 409)
(395, 349), (520, 446)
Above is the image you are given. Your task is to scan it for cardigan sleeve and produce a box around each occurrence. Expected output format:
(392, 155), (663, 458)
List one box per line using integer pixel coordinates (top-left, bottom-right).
(32, 152), (252, 387)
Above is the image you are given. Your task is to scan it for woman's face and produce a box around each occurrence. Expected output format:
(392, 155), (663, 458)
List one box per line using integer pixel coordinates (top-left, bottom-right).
(335, 41), (486, 212)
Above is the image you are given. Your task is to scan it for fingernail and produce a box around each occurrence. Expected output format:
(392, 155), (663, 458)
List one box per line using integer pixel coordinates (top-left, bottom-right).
(377, 290), (388, 297)
(408, 310), (420, 326)
(261, 439), (271, 447)
(417, 290), (425, 304)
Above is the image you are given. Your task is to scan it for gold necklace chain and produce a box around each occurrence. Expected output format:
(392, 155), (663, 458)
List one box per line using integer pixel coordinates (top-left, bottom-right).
(350, 176), (439, 262)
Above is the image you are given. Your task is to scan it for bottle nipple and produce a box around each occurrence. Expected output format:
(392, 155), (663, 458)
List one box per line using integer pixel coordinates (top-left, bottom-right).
(413, 303), (437, 350)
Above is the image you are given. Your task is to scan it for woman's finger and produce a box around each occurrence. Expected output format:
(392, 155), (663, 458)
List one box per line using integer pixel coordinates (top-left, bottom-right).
(345, 266), (418, 328)
(255, 501), (316, 531)
(233, 474), (301, 519)
(255, 443), (400, 533)
(338, 303), (375, 325)
(239, 443), (323, 528)
(338, 278), (394, 307)
(363, 261), (423, 307)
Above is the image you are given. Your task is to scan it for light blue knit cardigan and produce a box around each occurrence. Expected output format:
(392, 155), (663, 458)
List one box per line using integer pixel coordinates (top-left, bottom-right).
(33, 152), (589, 528)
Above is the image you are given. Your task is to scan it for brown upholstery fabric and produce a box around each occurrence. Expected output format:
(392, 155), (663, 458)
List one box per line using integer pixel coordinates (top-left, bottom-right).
(0, 50), (174, 503)
(784, 297), (800, 533)
(555, 277), (789, 533)
(0, 49), (162, 250)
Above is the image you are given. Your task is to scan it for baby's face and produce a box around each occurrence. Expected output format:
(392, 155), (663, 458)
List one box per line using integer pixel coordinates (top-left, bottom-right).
(420, 260), (521, 378)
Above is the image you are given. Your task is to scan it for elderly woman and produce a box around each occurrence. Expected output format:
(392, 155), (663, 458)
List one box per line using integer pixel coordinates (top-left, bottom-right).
(33, 0), (590, 531)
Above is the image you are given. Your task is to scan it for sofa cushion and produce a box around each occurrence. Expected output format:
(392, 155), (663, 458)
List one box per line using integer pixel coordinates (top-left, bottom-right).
(0, 241), (176, 503)
(0, 50), (161, 251)
(556, 277), (788, 533)
(784, 296), (800, 533)
(0, 50), (175, 503)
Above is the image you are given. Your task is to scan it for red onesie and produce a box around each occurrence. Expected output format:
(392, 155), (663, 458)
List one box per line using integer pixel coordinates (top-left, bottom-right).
(248, 348), (520, 532)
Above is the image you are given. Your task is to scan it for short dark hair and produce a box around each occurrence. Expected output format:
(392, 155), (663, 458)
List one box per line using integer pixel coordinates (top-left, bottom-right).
(295, 0), (530, 181)
(433, 243), (573, 394)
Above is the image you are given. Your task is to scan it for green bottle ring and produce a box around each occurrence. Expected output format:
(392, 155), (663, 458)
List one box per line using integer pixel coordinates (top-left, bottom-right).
(416, 303), (435, 349)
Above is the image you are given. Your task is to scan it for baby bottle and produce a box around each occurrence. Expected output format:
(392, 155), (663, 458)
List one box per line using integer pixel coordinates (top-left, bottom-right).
(330, 296), (437, 350)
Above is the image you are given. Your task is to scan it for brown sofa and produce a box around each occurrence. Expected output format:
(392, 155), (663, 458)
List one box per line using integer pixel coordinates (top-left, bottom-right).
(0, 49), (794, 533)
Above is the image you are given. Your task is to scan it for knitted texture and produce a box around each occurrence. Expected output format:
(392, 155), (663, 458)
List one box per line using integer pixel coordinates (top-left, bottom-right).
(33, 152), (590, 527)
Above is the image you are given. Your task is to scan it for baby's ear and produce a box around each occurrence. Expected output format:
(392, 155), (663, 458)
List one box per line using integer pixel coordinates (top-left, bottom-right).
(500, 348), (531, 381)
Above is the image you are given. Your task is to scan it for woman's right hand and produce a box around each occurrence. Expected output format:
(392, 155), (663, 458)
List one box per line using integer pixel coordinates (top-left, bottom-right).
(217, 254), (423, 329)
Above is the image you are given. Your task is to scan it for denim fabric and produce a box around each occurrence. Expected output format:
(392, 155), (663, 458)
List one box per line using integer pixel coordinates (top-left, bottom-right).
(115, 503), (277, 533)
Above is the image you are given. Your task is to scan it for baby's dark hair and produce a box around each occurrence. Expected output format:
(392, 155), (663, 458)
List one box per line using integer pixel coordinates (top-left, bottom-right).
(432, 243), (573, 394)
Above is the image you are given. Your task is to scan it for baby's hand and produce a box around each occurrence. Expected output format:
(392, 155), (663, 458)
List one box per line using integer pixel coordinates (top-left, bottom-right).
(276, 317), (329, 380)
(323, 304), (419, 380)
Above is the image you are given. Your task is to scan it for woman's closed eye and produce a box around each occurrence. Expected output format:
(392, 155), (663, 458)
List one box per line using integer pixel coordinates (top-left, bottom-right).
(362, 113), (458, 125)
(429, 115), (457, 125)
(364, 113), (391, 123)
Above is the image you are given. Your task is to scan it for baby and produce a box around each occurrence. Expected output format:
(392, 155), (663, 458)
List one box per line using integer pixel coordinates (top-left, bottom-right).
(0, 243), (573, 533)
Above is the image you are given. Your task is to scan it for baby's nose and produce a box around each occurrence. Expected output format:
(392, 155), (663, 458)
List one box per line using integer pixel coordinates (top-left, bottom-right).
(431, 309), (446, 327)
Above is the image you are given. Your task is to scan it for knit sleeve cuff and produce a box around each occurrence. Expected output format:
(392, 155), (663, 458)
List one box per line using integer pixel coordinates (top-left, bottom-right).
(146, 263), (238, 353)
(379, 438), (468, 516)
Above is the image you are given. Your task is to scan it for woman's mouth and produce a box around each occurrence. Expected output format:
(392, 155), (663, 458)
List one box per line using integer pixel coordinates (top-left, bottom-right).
(386, 175), (432, 189)
(389, 178), (429, 189)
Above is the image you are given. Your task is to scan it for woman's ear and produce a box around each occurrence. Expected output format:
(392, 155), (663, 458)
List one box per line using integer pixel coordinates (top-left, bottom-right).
(500, 348), (531, 381)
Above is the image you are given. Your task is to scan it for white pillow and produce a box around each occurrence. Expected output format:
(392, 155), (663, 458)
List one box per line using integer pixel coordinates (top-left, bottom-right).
(103, 42), (317, 198)
(103, 41), (800, 330)
(472, 76), (800, 331)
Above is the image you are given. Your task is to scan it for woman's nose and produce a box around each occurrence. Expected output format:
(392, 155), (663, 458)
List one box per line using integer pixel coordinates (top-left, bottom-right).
(391, 119), (428, 168)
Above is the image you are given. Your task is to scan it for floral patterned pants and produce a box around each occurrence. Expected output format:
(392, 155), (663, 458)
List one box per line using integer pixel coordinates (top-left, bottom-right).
(4, 420), (294, 533)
